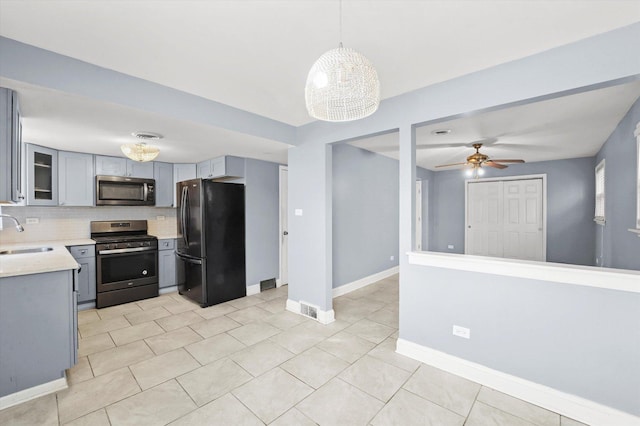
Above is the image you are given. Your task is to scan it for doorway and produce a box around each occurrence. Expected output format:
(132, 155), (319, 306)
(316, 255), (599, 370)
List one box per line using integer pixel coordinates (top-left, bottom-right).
(465, 175), (546, 261)
(279, 165), (288, 286)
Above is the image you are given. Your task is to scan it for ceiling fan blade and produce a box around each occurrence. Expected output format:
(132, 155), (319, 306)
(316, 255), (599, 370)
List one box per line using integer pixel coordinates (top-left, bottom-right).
(489, 159), (525, 163)
(484, 161), (508, 169)
(435, 162), (467, 168)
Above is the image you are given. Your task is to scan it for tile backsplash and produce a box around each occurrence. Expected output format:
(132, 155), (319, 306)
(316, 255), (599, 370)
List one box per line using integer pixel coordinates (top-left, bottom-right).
(0, 206), (177, 243)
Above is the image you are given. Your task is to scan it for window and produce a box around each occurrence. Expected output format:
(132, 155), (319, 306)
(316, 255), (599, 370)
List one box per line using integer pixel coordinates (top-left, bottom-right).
(594, 159), (605, 225)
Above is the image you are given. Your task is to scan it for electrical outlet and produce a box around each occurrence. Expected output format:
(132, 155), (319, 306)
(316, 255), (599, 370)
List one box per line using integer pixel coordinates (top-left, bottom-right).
(26, 218), (39, 224)
(390, 255), (395, 261)
(453, 325), (470, 339)
(448, 244), (454, 250)
(295, 209), (303, 216)
(156, 215), (165, 221)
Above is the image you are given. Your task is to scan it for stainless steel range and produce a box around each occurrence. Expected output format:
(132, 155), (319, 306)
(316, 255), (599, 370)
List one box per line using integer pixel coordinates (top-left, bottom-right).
(91, 220), (158, 308)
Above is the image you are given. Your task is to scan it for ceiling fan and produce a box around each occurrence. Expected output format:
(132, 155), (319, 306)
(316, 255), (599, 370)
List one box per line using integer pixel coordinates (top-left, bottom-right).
(435, 143), (525, 170)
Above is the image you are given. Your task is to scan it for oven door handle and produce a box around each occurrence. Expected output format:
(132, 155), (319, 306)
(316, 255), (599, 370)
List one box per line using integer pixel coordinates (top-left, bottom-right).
(176, 252), (202, 265)
(98, 247), (156, 255)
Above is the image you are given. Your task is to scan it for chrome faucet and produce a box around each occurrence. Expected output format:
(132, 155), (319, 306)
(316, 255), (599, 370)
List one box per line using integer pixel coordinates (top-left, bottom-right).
(0, 214), (25, 232)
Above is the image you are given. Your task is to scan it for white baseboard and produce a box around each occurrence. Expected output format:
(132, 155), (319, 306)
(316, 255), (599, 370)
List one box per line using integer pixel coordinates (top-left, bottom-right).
(246, 284), (260, 296)
(332, 266), (399, 298)
(396, 339), (640, 426)
(286, 299), (335, 324)
(0, 375), (68, 411)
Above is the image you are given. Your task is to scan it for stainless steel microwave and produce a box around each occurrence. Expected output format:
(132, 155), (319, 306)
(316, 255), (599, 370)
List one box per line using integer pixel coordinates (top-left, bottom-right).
(96, 175), (155, 206)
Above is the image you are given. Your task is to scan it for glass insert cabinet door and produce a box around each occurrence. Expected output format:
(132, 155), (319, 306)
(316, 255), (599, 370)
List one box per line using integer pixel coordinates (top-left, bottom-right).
(26, 143), (58, 206)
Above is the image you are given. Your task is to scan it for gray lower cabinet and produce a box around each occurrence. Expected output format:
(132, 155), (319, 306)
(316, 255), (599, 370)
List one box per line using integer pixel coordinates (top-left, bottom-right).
(59, 151), (95, 206)
(158, 238), (176, 288)
(0, 269), (78, 398)
(68, 245), (96, 303)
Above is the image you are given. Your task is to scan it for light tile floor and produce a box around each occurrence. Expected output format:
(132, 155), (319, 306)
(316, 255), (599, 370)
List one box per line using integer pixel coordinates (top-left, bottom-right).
(0, 275), (589, 425)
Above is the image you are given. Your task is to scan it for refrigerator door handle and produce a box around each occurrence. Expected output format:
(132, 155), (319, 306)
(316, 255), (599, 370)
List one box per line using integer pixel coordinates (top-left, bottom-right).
(176, 252), (202, 265)
(180, 186), (189, 246)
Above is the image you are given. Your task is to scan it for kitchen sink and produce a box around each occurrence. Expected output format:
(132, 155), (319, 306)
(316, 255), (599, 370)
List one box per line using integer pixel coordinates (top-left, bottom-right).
(0, 247), (54, 255)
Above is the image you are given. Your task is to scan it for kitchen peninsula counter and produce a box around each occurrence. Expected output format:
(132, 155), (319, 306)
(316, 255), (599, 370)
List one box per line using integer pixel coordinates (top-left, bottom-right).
(0, 239), (94, 278)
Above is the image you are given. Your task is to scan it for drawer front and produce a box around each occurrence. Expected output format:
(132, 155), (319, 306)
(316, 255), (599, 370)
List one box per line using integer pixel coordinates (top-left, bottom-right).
(68, 245), (94, 259)
(158, 239), (175, 251)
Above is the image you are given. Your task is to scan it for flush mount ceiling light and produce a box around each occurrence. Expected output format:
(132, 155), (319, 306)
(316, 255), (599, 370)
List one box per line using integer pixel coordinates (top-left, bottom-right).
(121, 132), (162, 162)
(305, 0), (380, 122)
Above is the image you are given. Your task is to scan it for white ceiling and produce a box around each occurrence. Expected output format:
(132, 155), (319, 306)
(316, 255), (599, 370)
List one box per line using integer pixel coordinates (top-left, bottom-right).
(349, 80), (640, 170)
(0, 78), (292, 164)
(0, 0), (640, 162)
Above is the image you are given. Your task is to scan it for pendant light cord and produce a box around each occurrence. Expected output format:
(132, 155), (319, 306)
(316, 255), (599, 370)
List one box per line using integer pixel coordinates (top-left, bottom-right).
(339, 0), (343, 48)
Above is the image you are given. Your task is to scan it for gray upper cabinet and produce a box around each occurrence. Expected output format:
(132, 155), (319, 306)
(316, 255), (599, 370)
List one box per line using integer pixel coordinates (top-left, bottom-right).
(173, 163), (196, 206)
(95, 155), (154, 178)
(25, 143), (58, 206)
(94, 155), (127, 176)
(0, 87), (24, 204)
(153, 162), (174, 207)
(59, 151), (94, 206)
(196, 156), (244, 179)
(126, 160), (154, 178)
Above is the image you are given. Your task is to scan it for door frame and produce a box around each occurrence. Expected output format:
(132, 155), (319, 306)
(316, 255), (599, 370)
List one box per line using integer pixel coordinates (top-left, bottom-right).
(416, 181), (422, 251)
(278, 165), (288, 287)
(464, 173), (547, 260)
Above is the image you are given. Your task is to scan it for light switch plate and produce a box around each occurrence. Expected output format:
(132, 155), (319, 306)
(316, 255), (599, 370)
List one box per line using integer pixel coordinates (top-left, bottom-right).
(295, 209), (303, 216)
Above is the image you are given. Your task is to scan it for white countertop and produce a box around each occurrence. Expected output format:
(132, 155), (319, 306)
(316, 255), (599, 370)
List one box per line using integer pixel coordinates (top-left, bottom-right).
(152, 234), (179, 239)
(0, 239), (95, 278)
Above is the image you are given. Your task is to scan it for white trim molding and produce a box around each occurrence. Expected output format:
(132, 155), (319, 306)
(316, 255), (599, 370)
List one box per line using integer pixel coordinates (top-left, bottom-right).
(286, 299), (335, 324)
(332, 266), (399, 298)
(396, 339), (640, 426)
(0, 375), (68, 411)
(246, 283), (261, 296)
(407, 251), (640, 293)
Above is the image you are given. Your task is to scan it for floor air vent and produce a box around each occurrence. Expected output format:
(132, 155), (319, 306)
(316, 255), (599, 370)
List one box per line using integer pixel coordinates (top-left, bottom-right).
(260, 278), (276, 292)
(300, 302), (318, 320)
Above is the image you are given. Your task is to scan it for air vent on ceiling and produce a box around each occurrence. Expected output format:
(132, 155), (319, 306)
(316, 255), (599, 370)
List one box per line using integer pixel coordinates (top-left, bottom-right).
(132, 131), (163, 140)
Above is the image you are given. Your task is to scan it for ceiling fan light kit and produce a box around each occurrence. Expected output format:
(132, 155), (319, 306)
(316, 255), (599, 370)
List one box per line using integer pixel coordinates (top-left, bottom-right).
(435, 143), (525, 178)
(305, 0), (380, 122)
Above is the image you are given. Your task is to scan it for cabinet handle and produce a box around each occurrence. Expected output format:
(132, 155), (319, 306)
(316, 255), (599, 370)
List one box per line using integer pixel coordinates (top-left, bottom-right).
(80, 250), (87, 254)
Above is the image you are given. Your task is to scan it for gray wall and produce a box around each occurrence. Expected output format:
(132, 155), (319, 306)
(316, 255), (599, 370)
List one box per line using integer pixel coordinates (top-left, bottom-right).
(332, 144), (399, 287)
(287, 23), (640, 416)
(332, 143), (435, 288)
(429, 157), (597, 266)
(401, 265), (640, 416)
(244, 158), (281, 286)
(595, 96), (640, 270)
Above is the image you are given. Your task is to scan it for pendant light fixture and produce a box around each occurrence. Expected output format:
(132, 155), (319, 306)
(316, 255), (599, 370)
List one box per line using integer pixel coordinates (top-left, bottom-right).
(305, 0), (380, 122)
(121, 132), (162, 162)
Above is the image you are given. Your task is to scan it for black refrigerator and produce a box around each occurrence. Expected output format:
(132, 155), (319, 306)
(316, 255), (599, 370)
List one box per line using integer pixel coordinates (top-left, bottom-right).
(176, 179), (246, 307)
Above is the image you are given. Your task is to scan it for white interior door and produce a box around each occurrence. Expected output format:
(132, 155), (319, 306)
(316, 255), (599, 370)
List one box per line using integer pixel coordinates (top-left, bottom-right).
(415, 181), (422, 251)
(279, 166), (288, 285)
(467, 181), (503, 257)
(466, 177), (544, 261)
(502, 179), (544, 261)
